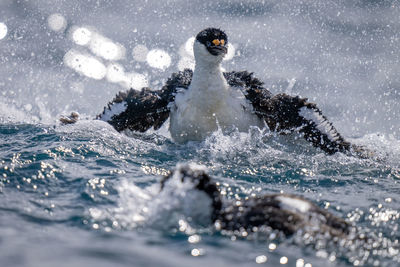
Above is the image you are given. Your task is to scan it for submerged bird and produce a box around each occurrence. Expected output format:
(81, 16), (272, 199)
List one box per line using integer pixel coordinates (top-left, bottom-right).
(160, 163), (352, 238)
(63, 28), (364, 155)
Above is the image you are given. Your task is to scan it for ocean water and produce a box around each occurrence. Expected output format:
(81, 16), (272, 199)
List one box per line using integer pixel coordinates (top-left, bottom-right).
(1, 1), (400, 266)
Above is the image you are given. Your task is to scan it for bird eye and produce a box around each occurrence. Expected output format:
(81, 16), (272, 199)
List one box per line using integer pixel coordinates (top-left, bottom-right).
(212, 39), (220, 46)
(206, 41), (211, 47)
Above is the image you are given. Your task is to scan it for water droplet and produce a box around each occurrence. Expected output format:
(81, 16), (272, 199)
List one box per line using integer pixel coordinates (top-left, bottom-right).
(48, 14), (67, 32)
(188, 234), (201, 244)
(71, 27), (92, 46)
(146, 49), (171, 70)
(280, 256), (288, 264)
(0, 22), (8, 40)
(255, 255), (267, 264)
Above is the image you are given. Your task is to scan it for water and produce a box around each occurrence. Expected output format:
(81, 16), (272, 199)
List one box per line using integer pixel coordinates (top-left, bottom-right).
(1, 1), (400, 266)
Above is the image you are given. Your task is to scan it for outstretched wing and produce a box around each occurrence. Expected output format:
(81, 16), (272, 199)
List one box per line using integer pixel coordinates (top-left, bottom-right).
(97, 69), (193, 132)
(259, 93), (352, 154)
(224, 71), (351, 154)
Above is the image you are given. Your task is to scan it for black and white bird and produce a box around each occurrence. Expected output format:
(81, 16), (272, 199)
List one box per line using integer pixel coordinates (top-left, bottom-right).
(63, 28), (364, 155)
(160, 163), (352, 238)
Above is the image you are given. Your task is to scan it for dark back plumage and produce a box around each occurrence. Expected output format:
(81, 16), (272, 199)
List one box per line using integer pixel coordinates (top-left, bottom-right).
(163, 164), (351, 237)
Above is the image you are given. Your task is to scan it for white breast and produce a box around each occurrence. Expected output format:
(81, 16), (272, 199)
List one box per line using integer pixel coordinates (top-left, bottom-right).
(169, 41), (263, 143)
(169, 71), (263, 142)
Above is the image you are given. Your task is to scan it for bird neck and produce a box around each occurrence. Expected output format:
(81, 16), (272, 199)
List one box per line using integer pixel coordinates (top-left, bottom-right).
(191, 59), (227, 94)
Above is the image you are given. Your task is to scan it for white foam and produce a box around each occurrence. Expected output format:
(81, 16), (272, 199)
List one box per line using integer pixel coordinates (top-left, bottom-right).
(111, 163), (213, 231)
(0, 100), (36, 123)
(148, 163), (213, 228)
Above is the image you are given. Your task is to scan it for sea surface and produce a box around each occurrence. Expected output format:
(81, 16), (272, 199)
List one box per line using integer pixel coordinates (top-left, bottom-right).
(1, 1), (400, 266)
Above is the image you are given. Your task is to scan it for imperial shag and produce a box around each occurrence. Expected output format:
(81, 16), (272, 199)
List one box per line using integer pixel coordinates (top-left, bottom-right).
(62, 28), (363, 155)
(160, 163), (352, 238)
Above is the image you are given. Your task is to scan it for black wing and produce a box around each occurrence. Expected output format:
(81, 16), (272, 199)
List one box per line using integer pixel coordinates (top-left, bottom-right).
(97, 69), (193, 132)
(224, 71), (352, 154)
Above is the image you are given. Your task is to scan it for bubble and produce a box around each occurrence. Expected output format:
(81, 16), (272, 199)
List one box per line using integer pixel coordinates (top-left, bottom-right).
(47, 13), (67, 32)
(132, 44), (149, 62)
(0, 23), (8, 40)
(71, 27), (92, 46)
(64, 50), (107, 80)
(146, 49), (171, 70)
(90, 34), (125, 61)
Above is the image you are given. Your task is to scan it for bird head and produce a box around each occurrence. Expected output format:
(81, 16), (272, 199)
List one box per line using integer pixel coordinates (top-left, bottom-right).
(194, 28), (228, 63)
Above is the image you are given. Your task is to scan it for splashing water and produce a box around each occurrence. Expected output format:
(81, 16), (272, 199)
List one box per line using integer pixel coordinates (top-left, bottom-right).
(1, 1), (400, 267)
